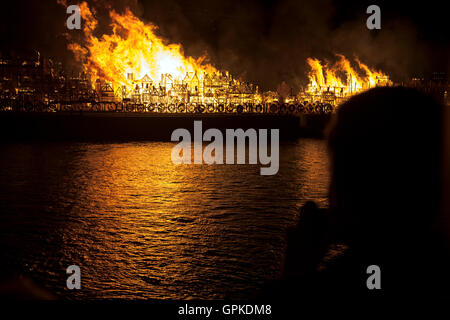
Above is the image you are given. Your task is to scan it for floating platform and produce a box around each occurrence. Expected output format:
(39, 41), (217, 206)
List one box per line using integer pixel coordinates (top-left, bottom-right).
(0, 112), (331, 142)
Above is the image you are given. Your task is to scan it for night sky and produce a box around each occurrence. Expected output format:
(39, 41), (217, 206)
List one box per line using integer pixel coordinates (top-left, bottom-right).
(1, 0), (448, 90)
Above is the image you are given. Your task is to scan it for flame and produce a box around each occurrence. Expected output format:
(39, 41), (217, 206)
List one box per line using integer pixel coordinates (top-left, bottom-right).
(306, 55), (391, 99)
(68, 2), (218, 94)
(65, 2), (390, 108)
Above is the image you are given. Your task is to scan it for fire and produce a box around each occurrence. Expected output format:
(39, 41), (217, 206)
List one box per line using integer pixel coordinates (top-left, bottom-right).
(68, 2), (218, 96)
(63, 2), (391, 111)
(305, 54), (391, 101)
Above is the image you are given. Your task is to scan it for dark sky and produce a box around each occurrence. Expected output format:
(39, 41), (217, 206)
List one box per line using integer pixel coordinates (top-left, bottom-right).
(1, 0), (448, 90)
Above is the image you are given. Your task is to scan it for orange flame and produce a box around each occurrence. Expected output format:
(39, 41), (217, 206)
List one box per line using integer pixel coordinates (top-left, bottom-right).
(306, 55), (391, 98)
(68, 2), (218, 94)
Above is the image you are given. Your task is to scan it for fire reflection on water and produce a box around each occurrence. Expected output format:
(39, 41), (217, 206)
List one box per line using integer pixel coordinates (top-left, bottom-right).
(0, 139), (329, 299)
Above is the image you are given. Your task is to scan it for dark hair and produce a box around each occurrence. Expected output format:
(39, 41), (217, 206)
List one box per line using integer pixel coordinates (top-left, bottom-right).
(327, 86), (442, 245)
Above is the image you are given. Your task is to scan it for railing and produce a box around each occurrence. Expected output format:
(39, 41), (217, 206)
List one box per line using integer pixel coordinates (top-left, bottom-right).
(0, 98), (335, 115)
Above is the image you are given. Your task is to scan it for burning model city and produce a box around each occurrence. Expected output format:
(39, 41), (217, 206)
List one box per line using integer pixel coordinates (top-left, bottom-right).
(0, 2), (397, 114)
(0, 0), (449, 305)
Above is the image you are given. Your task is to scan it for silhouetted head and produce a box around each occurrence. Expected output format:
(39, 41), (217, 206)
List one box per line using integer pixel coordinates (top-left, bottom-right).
(327, 86), (443, 250)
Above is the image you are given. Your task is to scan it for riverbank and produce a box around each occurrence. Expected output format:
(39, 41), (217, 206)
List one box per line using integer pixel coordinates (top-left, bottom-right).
(0, 112), (331, 142)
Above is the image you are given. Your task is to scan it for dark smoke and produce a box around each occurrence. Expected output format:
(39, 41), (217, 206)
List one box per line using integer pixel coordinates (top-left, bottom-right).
(121, 0), (449, 90)
(1, 0), (447, 91)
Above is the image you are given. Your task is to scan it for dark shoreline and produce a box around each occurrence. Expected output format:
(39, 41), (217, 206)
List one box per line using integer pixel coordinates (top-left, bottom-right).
(0, 112), (331, 142)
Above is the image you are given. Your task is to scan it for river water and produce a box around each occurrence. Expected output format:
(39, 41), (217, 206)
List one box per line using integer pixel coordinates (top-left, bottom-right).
(0, 139), (329, 299)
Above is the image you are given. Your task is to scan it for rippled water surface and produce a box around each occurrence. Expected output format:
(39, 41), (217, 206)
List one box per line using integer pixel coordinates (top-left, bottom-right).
(0, 139), (329, 299)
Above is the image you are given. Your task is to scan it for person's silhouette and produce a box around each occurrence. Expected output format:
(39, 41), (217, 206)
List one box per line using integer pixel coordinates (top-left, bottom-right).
(264, 87), (449, 301)
(324, 86), (448, 295)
